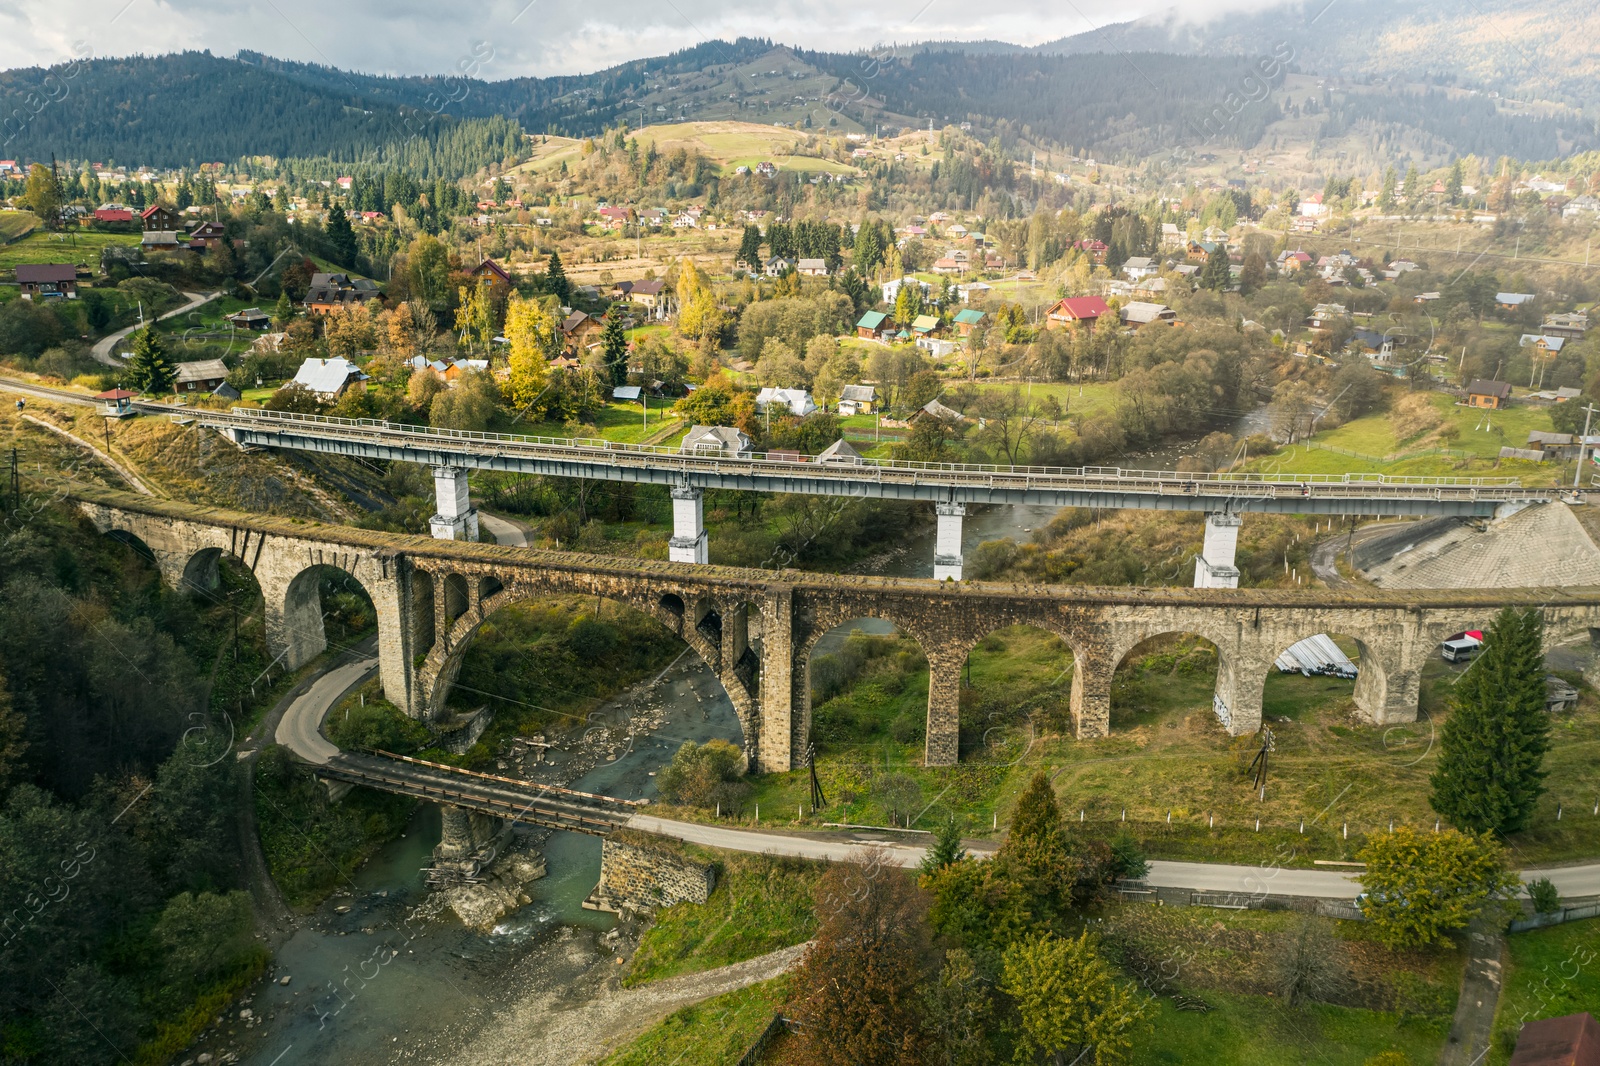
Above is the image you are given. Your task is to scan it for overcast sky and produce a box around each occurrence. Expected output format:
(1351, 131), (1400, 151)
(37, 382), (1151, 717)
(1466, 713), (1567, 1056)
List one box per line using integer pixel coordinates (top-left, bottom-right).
(0, 0), (1299, 79)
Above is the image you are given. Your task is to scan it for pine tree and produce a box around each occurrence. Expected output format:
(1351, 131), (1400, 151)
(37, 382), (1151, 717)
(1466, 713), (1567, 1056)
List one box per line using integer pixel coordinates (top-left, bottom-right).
(125, 328), (175, 394)
(1009, 770), (1063, 846)
(326, 203), (358, 267)
(919, 816), (967, 876)
(545, 249), (571, 303)
(736, 224), (763, 271)
(1378, 165), (1398, 212)
(273, 292), (294, 328)
(1200, 248), (1231, 291)
(1430, 607), (1551, 834)
(599, 310), (628, 388)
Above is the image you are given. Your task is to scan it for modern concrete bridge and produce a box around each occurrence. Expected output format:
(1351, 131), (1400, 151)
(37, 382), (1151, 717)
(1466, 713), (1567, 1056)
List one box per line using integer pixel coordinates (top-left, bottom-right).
(160, 403), (1561, 585)
(73, 486), (1600, 770)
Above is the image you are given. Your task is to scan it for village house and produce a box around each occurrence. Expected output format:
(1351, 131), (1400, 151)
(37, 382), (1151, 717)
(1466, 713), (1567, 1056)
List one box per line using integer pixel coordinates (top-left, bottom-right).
(288, 357), (367, 399)
(1120, 302), (1176, 329)
(837, 384), (877, 415)
(764, 256), (796, 277)
(1542, 311), (1589, 340)
(855, 310), (890, 341)
(1044, 296), (1110, 332)
(911, 314), (941, 338)
(304, 273), (384, 313)
(755, 387), (817, 416)
(469, 257), (514, 296)
(561, 310), (605, 354)
(225, 308), (271, 330)
(1465, 379), (1513, 409)
(952, 308), (986, 336)
(796, 258), (829, 277)
(816, 438), (864, 464)
(620, 278), (667, 314)
(1497, 292), (1537, 311)
(1073, 239), (1109, 264)
(1306, 303), (1348, 330)
(956, 281), (992, 303)
(14, 264), (78, 300)
(1122, 256), (1157, 281)
(681, 425), (754, 457)
(1521, 334), (1567, 358)
(174, 359), (230, 394)
(93, 206), (134, 224)
(140, 204), (180, 232)
(186, 220), (227, 250)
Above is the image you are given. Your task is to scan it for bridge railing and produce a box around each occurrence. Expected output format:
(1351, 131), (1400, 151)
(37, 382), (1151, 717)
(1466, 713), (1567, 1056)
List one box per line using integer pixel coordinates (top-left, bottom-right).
(187, 405), (1538, 492)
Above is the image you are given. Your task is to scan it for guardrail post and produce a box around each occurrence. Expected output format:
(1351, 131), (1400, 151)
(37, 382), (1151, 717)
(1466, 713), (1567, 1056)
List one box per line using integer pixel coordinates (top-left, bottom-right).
(428, 466), (479, 542)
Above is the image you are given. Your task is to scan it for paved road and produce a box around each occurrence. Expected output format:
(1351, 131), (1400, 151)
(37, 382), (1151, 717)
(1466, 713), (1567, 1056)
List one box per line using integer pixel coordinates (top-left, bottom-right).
(477, 509), (532, 547)
(92, 290), (220, 365)
(1438, 916), (1506, 1066)
(274, 656), (376, 764)
(274, 655), (1600, 901)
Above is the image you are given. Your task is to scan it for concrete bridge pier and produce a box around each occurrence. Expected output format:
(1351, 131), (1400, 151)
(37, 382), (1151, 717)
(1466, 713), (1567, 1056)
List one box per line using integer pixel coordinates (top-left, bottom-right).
(1194, 512), (1242, 589)
(435, 804), (507, 866)
(429, 466), (480, 542)
(934, 502), (966, 581)
(669, 485), (708, 564)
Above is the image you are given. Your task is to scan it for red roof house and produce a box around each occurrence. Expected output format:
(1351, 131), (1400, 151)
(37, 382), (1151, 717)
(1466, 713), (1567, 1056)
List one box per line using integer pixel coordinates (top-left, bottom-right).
(1045, 296), (1111, 331)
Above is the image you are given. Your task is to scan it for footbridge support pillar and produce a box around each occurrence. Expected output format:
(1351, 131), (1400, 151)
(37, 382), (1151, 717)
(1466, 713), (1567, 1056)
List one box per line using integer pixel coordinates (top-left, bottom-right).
(429, 466), (479, 542)
(1194, 512), (1242, 589)
(934, 502), (966, 581)
(669, 485), (708, 564)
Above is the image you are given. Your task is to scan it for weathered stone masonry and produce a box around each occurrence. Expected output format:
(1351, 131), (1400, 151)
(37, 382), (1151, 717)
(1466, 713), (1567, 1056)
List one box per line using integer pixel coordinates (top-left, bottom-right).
(76, 488), (1600, 774)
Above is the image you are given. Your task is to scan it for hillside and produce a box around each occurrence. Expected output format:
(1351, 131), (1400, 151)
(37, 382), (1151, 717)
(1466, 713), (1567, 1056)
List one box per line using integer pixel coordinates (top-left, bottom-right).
(1036, 0), (1600, 113)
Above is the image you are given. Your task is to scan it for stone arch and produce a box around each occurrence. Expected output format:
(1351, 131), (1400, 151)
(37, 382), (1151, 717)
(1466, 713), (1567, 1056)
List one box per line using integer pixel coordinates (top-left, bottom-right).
(414, 575), (755, 759)
(953, 621), (1081, 756)
(275, 562), (376, 672)
(444, 573), (470, 625)
(1108, 631), (1224, 731)
(104, 526), (158, 564)
(792, 603), (946, 765)
(1259, 630), (1382, 725)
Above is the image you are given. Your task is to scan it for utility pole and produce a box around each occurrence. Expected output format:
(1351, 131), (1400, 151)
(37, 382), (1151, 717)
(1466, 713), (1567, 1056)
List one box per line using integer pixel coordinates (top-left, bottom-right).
(1576, 403), (1598, 489)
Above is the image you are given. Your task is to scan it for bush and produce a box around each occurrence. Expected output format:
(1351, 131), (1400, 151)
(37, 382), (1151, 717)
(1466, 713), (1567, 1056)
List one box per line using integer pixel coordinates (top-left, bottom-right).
(1527, 876), (1561, 915)
(657, 739), (748, 809)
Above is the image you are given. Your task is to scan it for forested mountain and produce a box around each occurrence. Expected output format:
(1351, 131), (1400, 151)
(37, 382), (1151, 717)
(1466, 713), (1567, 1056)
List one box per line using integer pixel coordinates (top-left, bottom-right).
(0, 52), (524, 177)
(1034, 0), (1600, 112)
(1, 30), (1592, 171)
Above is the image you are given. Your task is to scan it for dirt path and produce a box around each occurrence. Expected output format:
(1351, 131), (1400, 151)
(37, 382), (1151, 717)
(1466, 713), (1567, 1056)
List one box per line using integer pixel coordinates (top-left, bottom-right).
(19, 412), (155, 494)
(427, 941), (808, 1066)
(1437, 916), (1505, 1066)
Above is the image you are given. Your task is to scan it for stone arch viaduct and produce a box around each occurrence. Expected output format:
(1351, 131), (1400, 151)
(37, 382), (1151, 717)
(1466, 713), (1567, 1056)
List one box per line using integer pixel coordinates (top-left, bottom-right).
(75, 487), (1600, 772)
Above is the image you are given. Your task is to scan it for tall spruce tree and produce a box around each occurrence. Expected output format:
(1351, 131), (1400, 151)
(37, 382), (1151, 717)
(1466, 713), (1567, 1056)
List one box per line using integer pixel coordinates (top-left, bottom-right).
(599, 310), (628, 388)
(1430, 606), (1551, 834)
(125, 327), (174, 394)
(1200, 248), (1231, 291)
(545, 249), (571, 303)
(736, 224), (763, 271)
(325, 203), (358, 267)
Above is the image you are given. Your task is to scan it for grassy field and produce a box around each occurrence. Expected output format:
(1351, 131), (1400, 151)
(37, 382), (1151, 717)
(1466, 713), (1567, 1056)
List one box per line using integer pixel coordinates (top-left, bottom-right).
(1134, 992), (1449, 1065)
(971, 379), (1121, 424)
(512, 399), (683, 445)
(625, 850), (822, 986)
(1489, 921), (1600, 1064)
(0, 228), (139, 272)
(596, 976), (791, 1066)
(720, 628), (1600, 866)
(0, 209), (40, 243)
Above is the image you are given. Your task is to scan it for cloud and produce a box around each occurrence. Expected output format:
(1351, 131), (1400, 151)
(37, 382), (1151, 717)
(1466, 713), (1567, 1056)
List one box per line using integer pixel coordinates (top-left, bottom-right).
(0, 0), (1304, 78)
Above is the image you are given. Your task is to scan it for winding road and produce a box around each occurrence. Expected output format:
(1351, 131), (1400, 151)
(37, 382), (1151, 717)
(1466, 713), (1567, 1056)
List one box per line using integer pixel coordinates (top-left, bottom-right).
(91, 290), (221, 366)
(273, 654), (1600, 902)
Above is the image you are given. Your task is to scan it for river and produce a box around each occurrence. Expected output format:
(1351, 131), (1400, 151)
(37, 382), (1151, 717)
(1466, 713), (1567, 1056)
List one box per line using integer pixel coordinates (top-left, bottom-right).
(235, 406), (1271, 1065)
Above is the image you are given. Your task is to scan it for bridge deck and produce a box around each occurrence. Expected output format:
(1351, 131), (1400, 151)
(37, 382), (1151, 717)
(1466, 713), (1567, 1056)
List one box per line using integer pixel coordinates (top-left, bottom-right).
(164, 404), (1560, 517)
(315, 751), (640, 836)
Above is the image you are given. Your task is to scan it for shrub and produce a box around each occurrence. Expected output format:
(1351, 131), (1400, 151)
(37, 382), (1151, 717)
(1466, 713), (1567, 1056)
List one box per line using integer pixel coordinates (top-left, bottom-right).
(1527, 877), (1561, 915)
(657, 739), (748, 809)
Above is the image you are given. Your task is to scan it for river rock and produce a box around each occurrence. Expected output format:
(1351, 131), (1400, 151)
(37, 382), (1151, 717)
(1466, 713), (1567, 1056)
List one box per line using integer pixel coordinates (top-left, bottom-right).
(440, 851), (549, 931)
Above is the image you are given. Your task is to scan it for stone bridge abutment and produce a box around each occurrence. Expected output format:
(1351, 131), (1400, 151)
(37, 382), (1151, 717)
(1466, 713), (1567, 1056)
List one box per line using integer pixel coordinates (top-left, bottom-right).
(74, 490), (1600, 776)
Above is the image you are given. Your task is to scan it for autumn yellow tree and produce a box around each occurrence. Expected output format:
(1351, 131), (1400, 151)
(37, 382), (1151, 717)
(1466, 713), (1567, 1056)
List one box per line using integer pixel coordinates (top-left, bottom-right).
(502, 293), (559, 413)
(455, 278), (495, 355)
(675, 258), (722, 347)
